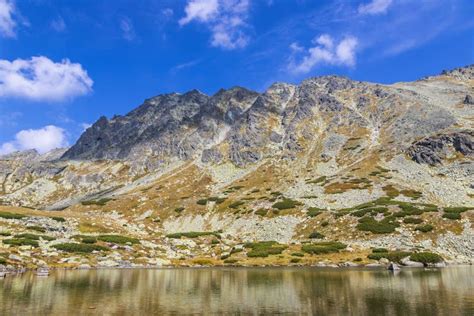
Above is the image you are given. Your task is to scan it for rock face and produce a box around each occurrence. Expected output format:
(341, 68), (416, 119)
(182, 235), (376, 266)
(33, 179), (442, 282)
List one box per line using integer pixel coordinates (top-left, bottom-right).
(62, 88), (259, 164)
(407, 131), (474, 165)
(62, 66), (473, 169)
(0, 64), (473, 209)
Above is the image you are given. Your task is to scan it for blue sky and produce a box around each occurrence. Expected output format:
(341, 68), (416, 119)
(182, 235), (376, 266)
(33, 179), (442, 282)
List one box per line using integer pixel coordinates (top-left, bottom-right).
(0, 0), (473, 154)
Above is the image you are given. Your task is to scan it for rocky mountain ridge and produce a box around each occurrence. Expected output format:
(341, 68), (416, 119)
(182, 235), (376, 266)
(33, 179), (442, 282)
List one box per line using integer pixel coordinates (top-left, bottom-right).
(0, 65), (472, 269)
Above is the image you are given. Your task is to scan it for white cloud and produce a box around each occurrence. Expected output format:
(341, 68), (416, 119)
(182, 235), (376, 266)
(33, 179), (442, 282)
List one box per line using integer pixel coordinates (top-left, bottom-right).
(179, 0), (219, 25)
(0, 0), (16, 37)
(0, 56), (93, 102)
(50, 16), (66, 32)
(289, 34), (358, 74)
(358, 0), (392, 15)
(120, 16), (135, 41)
(179, 0), (250, 50)
(0, 125), (68, 155)
(171, 59), (202, 73)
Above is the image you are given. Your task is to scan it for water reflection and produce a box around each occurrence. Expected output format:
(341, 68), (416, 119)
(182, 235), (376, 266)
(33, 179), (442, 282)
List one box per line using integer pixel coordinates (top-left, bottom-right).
(1, 267), (473, 315)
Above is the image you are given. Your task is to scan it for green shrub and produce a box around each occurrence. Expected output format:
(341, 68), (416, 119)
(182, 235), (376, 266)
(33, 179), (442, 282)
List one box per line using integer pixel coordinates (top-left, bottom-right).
(403, 217), (423, 224)
(81, 236), (97, 244)
(81, 198), (112, 206)
(196, 199), (208, 205)
(272, 198), (300, 210)
(291, 252), (304, 257)
(400, 189), (422, 199)
(306, 176), (327, 184)
(247, 249), (270, 257)
(399, 204), (424, 215)
(443, 207), (472, 213)
(245, 241), (287, 257)
(215, 197), (227, 204)
(308, 232), (325, 239)
(51, 216), (66, 222)
(415, 224), (433, 233)
(255, 208), (268, 216)
(307, 207), (324, 217)
(367, 251), (412, 263)
(166, 231), (219, 239)
(224, 259), (238, 264)
(410, 252), (443, 264)
(15, 233), (55, 241)
(0, 211), (26, 220)
(422, 206), (438, 212)
(443, 212), (461, 220)
(301, 242), (346, 255)
(220, 254), (230, 260)
(27, 225), (46, 233)
(352, 209), (372, 217)
(372, 248), (388, 253)
(174, 207), (185, 213)
(367, 253), (385, 260)
(290, 258), (301, 263)
(53, 243), (108, 253)
(356, 217), (398, 234)
(207, 196), (226, 203)
(230, 248), (243, 254)
(229, 201), (245, 209)
(97, 235), (139, 244)
(0, 257), (6, 264)
(352, 207), (388, 217)
(0, 231), (11, 236)
(321, 221), (329, 227)
(3, 238), (39, 247)
(211, 238), (220, 245)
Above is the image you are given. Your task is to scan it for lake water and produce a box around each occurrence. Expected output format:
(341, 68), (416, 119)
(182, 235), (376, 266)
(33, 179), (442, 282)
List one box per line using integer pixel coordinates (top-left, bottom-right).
(0, 266), (473, 315)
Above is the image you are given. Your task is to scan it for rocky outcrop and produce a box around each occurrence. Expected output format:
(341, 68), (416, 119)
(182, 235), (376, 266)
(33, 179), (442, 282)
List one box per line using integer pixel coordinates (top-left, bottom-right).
(62, 87), (258, 163)
(464, 94), (473, 105)
(407, 131), (474, 165)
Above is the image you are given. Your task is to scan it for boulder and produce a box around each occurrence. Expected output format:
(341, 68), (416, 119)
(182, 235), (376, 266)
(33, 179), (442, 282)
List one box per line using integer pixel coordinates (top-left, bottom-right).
(400, 257), (424, 267)
(8, 254), (22, 262)
(463, 94), (473, 105)
(388, 263), (401, 271)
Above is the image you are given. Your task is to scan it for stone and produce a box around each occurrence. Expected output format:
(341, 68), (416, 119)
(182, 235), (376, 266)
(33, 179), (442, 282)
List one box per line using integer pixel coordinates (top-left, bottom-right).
(463, 94), (473, 105)
(136, 210), (153, 221)
(388, 263), (401, 271)
(8, 254), (22, 262)
(77, 264), (91, 269)
(98, 260), (119, 267)
(379, 258), (390, 264)
(400, 257), (424, 267)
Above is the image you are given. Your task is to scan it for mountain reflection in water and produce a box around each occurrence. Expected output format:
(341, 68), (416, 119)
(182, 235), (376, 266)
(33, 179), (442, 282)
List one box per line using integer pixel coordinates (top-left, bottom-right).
(1, 266), (473, 315)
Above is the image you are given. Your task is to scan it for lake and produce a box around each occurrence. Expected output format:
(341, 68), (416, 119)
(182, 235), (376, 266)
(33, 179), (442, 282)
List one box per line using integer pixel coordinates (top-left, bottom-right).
(1, 266), (473, 315)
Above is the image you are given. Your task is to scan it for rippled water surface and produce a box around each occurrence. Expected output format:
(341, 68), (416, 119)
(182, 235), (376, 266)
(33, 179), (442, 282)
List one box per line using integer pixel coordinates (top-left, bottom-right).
(1, 266), (473, 315)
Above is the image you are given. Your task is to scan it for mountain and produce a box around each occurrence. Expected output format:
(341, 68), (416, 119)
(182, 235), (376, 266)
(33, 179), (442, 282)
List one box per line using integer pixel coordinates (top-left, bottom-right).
(0, 65), (473, 269)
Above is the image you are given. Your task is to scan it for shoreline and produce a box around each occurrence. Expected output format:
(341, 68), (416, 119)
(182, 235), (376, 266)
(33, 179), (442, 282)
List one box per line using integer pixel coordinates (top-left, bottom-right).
(2, 261), (472, 276)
